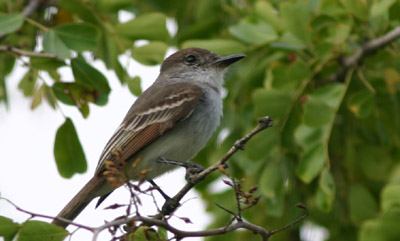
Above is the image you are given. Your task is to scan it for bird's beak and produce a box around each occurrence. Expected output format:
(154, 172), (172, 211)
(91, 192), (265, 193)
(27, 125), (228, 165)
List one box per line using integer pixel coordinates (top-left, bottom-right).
(212, 54), (246, 68)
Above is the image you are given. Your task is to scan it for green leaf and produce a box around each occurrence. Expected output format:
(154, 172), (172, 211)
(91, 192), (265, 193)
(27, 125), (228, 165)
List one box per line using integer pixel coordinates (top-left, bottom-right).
(252, 89), (292, 122)
(260, 161), (283, 199)
(98, 23), (131, 84)
(43, 30), (71, 59)
(132, 42), (168, 66)
(31, 84), (44, 110)
(52, 82), (97, 113)
(255, 1), (285, 32)
(157, 227), (167, 240)
(360, 213), (400, 241)
(52, 82), (76, 106)
(0, 216), (19, 241)
(245, 127), (279, 160)
(270, 32), (307, 50)
(347, 90), (374, 118)
(129, 227), (160, 241)
(370, 0), (396, 18)
(54, 118), (87, 178)
(0, 14), (24, 35)
(358, 146), (392, 182)
(181, 39), (246, 55)
(316, 168), (336, 212)
(127, 76), (142, 96)
(294, 124), (327, 151)
(349, 184), (378, 225)
(296, 143), (327, 183)
(59, 0), (97, 23)
(384, 68), (400, 94)
(18, 221), (68, 241)
(95, 0), (132, 13)
(265, 186), (285, 217)
(18, 70), (38, 97)
(281, 2), (312, 45)
(116, 13), (170, 41)
(71, 58), (111, 106)
(381, 184), (400, 213)
(313, 83), (345, 108)
(44, 84), (57, 109)
(53, 23), (100, 52)
(30, 57), (65, 70)
(326, 24), (351, 45)
(389, 1), (400, 20)
(341, 0), (368, 20)
(303, 96), (333, 127)
(269, 59), (311, 92)
(229, 19), (277, 45)
(303, 84), (345, 127)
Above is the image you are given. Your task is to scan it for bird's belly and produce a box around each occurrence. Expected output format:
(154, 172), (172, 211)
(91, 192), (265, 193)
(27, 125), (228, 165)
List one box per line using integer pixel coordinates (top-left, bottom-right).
(128, 95), (222, 180)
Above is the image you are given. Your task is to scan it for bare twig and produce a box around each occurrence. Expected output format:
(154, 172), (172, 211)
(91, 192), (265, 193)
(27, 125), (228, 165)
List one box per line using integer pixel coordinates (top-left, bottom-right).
(269, 203), (308, 236)
(94, 204), (306, 241)
(93, 215), (271, 241)
(0, 45), (58, 58)
(1, 197), (93, 232)
(326, 26), (400, 82)
(22, 0), (42, 17)
(159, 117), (273, 216)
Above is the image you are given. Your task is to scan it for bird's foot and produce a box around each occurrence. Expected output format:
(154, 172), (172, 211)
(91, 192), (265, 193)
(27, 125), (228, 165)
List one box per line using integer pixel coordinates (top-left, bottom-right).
(156, 158), (204, 184)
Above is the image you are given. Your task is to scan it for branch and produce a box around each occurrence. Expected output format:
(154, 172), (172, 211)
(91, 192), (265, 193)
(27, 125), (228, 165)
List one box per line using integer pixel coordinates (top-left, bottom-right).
(0, 45), (58, 58)
(92, 204), (308, 241)
(159, 116), (273, 216)
(22, 0), (42, 18)
(326, 26), (400, 82)
(1, 197), (93, 232)
(92, 216), (271, 241)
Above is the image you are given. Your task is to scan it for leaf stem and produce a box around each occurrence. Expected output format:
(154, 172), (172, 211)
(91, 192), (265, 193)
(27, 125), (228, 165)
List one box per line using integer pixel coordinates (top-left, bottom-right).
(25, 17), (49, 31)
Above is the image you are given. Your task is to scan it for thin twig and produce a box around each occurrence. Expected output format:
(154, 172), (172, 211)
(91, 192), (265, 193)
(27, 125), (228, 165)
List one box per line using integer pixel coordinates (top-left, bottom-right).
(1, 197), (93, 231)
(0, 45), (58, 58)
(326, 26), (400, 82)
(93, 215), (271, 241)
(269, 203), (308, 236)
(158, 117), (273, 217)
(22, 0), (42, 17)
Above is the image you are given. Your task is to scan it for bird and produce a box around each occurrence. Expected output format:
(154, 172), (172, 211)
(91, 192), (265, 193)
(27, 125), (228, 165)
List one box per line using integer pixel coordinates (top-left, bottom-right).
(52, 48), (245, 228)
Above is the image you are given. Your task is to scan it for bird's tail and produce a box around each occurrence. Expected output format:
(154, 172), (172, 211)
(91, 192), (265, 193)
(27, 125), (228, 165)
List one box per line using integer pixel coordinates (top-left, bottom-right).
(52, 176), (106, 228)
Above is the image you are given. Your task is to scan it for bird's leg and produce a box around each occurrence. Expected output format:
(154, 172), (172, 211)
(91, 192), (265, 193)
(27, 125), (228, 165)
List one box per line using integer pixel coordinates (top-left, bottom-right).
(156, 157), (204, 183)
(148, 179), (170, 201)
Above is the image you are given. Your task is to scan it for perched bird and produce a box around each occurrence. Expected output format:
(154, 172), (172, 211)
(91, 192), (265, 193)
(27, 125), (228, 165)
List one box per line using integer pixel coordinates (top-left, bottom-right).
(52, 48), (245, 228)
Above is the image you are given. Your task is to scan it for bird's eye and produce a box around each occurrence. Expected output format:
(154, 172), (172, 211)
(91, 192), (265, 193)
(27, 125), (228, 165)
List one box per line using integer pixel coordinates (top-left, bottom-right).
(184, 55), (197, 64)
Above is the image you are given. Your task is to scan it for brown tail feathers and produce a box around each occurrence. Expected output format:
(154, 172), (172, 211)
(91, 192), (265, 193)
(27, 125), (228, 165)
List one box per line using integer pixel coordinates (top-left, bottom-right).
(52, 176), (106, 228)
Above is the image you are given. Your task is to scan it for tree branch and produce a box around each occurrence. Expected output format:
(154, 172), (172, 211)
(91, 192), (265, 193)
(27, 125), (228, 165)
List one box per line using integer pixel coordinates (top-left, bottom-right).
(22, 0), (42, 18)
(326, 26), (400, 82)
(1, 197), (93, 232)
(158, 116), (273, 216)
(92, 203), (308, 241)
(0, 45), (58, 58)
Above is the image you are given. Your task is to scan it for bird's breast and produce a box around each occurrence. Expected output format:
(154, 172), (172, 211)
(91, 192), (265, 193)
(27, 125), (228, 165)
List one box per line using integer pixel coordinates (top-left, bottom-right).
(132, 88), (223, 179)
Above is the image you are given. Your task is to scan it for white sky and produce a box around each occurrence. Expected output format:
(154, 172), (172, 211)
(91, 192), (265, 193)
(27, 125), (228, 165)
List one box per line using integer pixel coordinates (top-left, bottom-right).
(0, 52), (212, 240)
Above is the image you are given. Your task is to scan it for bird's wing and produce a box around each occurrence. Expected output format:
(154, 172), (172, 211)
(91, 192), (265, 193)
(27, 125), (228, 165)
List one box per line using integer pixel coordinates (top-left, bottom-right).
(95, 82), (203, 175)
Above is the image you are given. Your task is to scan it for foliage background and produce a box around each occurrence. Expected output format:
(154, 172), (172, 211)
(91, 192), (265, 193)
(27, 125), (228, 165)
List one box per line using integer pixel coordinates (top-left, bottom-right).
(1, 0), (400, 240)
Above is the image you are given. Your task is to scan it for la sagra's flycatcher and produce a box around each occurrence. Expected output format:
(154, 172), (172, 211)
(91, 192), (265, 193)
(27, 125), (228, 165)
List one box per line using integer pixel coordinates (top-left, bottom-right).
(52, 48), (245, 228)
